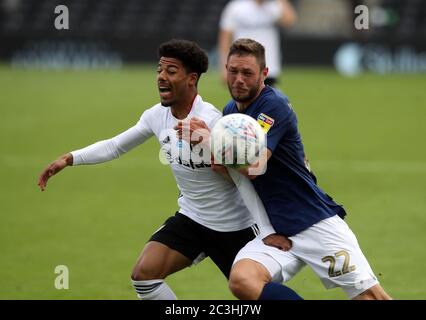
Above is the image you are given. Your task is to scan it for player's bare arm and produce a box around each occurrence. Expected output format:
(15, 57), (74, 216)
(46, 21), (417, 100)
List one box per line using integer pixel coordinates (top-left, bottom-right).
(218, 29), (234, 84)
(38, 153), (73, 191)
(278, 0), (297, 27)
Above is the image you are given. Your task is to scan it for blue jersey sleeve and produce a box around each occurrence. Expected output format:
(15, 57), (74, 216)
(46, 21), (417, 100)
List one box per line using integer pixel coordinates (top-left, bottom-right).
(255, 99), (295, 153)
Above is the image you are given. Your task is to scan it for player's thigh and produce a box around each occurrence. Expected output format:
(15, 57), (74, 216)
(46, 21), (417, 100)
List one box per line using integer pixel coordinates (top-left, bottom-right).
(291, 215), (379, 299)
(132, 213), (204, 279)
(230, 258), (272, 299)
(231, 258), (272, 283)
(132, 241), (192, 279)
(205, 225), (257, 278)
(233, 237), (305, 284)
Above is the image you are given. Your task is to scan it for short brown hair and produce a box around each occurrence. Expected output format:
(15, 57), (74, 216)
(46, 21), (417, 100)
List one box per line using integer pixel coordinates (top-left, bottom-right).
(227, 38), (266, 70)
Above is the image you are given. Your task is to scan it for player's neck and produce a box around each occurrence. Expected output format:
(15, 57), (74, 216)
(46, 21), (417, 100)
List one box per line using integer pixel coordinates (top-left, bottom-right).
(171, 92), (197, 119)
(236, 102), (247, 112)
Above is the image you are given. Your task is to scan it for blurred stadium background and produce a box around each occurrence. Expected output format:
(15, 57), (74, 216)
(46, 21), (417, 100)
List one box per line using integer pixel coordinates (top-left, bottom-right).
(0, 0), (425, 299)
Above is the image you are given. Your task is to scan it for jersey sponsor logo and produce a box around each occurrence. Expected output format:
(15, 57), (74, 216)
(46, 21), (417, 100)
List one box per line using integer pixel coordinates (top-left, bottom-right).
(257, 113), (275, 133)
(162, 136), (171, 144)
(160, 135), (211, 169)
(175, 156), (212, 169)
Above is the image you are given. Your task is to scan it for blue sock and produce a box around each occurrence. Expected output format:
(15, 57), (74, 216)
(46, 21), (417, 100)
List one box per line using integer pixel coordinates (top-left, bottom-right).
(258, 282), (303, 300)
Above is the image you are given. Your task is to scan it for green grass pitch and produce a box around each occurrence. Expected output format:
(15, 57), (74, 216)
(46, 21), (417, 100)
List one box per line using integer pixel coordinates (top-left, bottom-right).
(0, 64), (425, 299)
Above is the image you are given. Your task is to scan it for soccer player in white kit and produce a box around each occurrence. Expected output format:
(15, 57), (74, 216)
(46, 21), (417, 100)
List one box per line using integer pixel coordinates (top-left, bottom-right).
(218, 0), (297, 87)
(37, 39), (296, 300)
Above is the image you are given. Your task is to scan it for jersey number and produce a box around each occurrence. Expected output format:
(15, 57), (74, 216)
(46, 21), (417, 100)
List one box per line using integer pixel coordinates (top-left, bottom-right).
(321, 250), (356, 278)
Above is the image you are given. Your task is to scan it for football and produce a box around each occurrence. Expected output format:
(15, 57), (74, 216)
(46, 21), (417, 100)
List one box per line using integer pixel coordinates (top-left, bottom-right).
(211, 113), (266, 169)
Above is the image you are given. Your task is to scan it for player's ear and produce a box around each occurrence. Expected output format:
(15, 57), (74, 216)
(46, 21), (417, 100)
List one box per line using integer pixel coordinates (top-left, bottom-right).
(262, 67), (269, 79)
(188, 72), (198, 87)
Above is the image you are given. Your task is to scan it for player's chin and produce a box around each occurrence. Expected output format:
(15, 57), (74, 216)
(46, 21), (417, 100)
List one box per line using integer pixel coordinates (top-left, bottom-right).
(231, 88), (248, 99)
(159, 89), (175, 106)
(160, 96), (175, 107)
(232, 92), (250, 103)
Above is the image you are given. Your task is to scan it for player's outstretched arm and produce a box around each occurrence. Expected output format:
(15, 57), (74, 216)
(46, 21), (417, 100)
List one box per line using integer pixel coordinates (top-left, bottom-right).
(37, 124), (151, 192)
(38, 153), (73, 191)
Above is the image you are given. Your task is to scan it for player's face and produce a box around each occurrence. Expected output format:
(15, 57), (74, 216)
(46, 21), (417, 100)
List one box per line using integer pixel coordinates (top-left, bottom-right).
(226, 54), (267, 106)
(157, 57), (195, 107)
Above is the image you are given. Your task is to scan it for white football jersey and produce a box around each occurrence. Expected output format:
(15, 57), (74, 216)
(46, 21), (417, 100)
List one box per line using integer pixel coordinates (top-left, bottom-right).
(71, 95), (254, 232)
(220, 0), (283, 78)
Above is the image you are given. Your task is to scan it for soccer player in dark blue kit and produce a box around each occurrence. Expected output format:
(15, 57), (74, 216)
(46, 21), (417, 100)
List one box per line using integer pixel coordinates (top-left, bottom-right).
(222, 38), (391, 300)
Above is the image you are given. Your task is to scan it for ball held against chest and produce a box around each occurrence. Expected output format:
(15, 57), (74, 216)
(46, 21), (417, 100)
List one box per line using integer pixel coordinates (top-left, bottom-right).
(211, 114), (266, 169)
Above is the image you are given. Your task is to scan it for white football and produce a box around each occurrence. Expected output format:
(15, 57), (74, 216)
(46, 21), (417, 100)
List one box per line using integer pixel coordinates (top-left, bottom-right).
(211, 113), (266, 168)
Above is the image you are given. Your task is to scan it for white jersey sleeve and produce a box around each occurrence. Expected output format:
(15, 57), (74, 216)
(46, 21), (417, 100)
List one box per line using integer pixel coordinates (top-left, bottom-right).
(71, 110), (154, 165)
(219, 1), (238, 31)
(227, 168), (276, 238)
(220, 0), (283, 31)
(265, 0), (284, 22)
(219, 0), (283, 78)
(206, 110), (222, 130)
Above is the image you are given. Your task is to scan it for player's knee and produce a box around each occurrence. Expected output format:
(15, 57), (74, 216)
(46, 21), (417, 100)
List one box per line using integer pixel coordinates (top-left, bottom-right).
(229, 271), (256, 299)
(229, 260), (268, 300)
(131, 262), (163, 281)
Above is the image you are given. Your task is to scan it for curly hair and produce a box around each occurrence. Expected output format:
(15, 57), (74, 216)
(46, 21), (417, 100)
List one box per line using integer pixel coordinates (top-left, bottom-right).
(158, 39), (209, 81)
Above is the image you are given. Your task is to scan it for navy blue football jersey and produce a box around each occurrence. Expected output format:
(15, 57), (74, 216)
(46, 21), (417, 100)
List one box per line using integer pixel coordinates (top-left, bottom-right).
(223, 86), (346, 236)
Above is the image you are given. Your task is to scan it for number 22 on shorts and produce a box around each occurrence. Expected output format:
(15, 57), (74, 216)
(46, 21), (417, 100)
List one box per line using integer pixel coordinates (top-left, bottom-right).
(322, 250), (357, 278)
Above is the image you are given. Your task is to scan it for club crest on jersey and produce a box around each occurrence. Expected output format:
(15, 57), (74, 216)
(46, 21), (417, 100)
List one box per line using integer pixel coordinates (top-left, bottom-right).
(257, 113), (274, 133)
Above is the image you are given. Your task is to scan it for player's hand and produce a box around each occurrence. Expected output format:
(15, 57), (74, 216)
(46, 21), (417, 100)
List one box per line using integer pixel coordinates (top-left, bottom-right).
(262, 233), (292, 251)
(237, 167), (256, 180)
(38, 153), (72, 191)
(174, 117), (210, 146)
(237, 161), (262, 180)
(238, 149), (271, 178)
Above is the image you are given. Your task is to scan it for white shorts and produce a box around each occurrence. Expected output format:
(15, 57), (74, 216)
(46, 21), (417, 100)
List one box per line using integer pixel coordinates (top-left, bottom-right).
(233, 215), (378, 299)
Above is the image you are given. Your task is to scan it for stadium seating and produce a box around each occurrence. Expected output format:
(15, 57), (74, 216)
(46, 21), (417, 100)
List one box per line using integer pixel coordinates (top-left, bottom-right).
(374, 0), (426, 37)
(1, 0), (229, 45)
(2, 0), (425, 42)
(1, 0), (425, 66)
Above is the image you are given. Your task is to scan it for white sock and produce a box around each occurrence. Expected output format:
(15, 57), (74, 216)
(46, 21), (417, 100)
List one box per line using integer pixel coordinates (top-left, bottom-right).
(131, 279), (177, 300)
